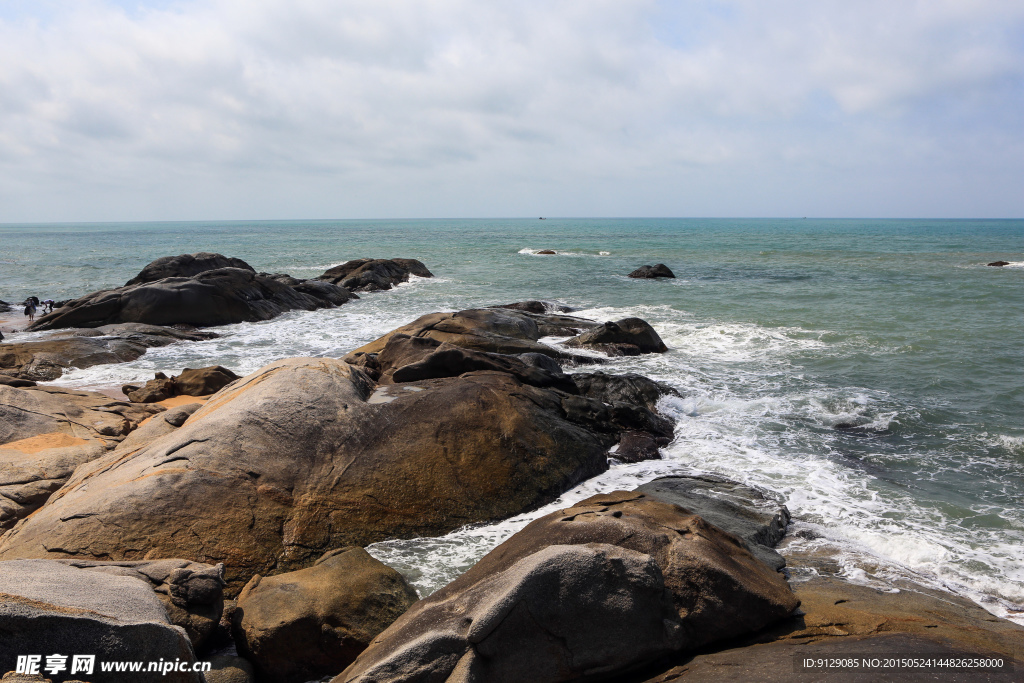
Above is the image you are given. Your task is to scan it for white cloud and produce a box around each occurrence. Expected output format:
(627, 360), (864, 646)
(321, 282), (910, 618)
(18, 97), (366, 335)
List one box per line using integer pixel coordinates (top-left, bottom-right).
(0, 0), (1021, 220)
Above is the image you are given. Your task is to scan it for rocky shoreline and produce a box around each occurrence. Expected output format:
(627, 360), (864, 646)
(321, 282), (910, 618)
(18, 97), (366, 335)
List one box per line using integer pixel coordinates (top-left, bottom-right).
(1, 254), (1021, 682)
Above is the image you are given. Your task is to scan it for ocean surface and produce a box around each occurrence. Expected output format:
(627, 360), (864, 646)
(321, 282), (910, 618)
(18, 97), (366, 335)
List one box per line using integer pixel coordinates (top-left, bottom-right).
(2, 218), (1022, 623)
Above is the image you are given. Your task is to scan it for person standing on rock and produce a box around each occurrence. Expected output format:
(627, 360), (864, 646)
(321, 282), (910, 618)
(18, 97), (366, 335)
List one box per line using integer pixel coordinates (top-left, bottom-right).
(24, 299), (37, 323)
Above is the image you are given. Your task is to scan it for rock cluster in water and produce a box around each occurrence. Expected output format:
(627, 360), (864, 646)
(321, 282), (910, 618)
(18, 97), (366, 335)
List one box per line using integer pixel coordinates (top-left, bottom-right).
(628, 263), (676, 278)
(2, 256), (1022, 682)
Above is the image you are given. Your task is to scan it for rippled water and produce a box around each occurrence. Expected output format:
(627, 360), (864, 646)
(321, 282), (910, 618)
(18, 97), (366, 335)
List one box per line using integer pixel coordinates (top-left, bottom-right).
(2, 218), (1022, 622)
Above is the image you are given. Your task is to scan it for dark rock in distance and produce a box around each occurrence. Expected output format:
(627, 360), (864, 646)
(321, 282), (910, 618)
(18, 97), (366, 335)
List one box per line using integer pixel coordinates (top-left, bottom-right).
(29, 267), (353, 331)
(987, 261), (1011, 267)
(126, 252), (255, 286)
(536, 249), (557, 254)
(317, 258), (433, 292)
(233, 547), (418, 683)
(629, 263), (676, 278)
(336, 491), (799, 683)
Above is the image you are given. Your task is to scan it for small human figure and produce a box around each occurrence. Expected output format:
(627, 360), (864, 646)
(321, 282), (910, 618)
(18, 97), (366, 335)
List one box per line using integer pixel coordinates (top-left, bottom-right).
(24, 299), (37, 323)
(43, 299), (54, 313)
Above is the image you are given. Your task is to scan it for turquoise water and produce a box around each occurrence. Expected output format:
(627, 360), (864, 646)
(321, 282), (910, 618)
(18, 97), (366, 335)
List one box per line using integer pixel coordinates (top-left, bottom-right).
(2, 218), (1023, 619)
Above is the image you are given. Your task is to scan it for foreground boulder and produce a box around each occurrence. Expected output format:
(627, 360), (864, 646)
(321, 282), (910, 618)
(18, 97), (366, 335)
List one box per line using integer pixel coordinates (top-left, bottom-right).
(29, 267), (354, 331)
(564, 317), (668, 355)
(628, 264), (676, 279)
(233, 547), (418, 683)
(0, 324), (215, 381)
(338, 491), (798, 683)
(0, 355), (672, 594)
(123, 365), (240, 403)
(0, 560), (202, 682)
(53, 558), (226, 652)
(635, 547), (1024, 681)
(317, 258), (433, 292)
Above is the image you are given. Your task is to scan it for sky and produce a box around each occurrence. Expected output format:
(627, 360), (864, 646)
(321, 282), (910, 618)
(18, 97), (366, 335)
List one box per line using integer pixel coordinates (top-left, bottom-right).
(0, 0), (1022, 222)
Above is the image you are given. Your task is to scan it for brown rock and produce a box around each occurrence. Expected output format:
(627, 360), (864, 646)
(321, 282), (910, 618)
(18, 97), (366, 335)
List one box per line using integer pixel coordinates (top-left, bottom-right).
(0, 358), (645, 594)
(233, 547), (418, 683)
(172, 366), (239, 396)
(345, 308), (600, 361)
(337, 491), (798, 683)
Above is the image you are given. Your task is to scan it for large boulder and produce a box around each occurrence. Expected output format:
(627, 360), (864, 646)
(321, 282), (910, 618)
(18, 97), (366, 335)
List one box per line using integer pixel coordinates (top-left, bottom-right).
(233, 547), (418, 683)
(125, 252), (255, 286)
(28, 268), (353, 331)
(0, 560), (202, 682)
(337, 491), (799, 683)
(0, 356), (672, 594)
(0, 399), (195, 532)
(53, 557), (226, 653)
(564, 317), (668, 355)
(345, 308), (601, 361)
(0, 324), (215, 382)
(628, 264), (676, 279)
(317, 258), (433, 292)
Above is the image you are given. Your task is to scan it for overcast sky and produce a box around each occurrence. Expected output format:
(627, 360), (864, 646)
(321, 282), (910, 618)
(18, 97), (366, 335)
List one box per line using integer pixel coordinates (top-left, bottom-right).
(1, 0), (1022, 222)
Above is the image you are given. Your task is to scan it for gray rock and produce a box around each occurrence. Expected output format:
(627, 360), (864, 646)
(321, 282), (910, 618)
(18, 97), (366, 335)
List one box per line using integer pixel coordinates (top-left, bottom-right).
(29, 268), (353, 332)
(0, 559), (201, 682)
(637, 475), (791, 571)
(564, 317), (668, 356)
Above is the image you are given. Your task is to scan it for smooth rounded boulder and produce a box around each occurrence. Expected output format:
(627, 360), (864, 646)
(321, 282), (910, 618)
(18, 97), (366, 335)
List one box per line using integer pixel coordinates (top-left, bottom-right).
(337, 491), (799, 683)
(125, 252), (255, 286)
(0, 357), (660, 594)
(233, 547), (418, 683)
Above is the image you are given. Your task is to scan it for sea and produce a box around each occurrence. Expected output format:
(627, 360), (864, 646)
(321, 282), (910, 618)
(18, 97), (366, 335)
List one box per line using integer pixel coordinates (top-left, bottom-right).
(1, 218), (1022, 624)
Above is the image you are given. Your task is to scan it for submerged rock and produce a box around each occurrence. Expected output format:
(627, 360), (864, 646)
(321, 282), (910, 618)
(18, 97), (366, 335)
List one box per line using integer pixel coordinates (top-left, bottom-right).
(491, 300), (575, 314)
(0, 559), (202, 682)
(317, 258), (433, 292)
(987, 260), (1011, 267)
(233, 547), (418, 683)
(628, 264), (676, 278)
(337, 491), (798, 683)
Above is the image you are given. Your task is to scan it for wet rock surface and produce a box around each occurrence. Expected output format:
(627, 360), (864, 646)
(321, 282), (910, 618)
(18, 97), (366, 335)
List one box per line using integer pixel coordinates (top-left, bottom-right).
(233, 547), (418, 683)
(565, 317), (669, 355)
(629, 264), (676, 278)
(637, 475), (790, 571)
(317, 258), (433, 292)
(337, 491), (798, 683)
